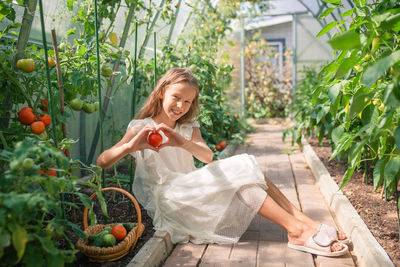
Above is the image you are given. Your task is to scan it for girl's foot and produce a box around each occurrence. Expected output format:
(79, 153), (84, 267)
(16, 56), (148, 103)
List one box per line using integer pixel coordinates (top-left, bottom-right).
(287, 224), (347, 256)
(319, 224), (351, 244)
(292, 212), (349, 243)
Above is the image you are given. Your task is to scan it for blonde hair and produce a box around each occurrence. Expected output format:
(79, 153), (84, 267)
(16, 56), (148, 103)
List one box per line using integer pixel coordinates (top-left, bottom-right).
(137, 68), (200, 124)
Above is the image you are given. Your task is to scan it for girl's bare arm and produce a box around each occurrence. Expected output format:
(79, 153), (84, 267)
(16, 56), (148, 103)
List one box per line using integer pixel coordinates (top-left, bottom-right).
(183, 127), (213, 163)
(96, 125), (157, 169)
(157, 124), (213, 163)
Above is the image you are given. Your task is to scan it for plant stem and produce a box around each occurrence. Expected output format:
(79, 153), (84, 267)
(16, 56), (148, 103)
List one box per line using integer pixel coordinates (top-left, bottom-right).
(87, 3), (136, 164)
(13, 0), (38, 64)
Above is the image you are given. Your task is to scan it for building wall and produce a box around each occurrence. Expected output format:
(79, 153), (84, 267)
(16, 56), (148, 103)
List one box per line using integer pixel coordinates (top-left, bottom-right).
(244, 14), (334, 81)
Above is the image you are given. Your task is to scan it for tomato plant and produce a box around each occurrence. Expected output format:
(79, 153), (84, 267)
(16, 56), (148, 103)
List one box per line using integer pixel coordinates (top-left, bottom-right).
(245, 35), (293, 118)
(0, 137), (103, 266)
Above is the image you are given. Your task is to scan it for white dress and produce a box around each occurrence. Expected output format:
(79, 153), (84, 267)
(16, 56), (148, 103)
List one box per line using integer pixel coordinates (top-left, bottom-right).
(128, 118), (268, 244)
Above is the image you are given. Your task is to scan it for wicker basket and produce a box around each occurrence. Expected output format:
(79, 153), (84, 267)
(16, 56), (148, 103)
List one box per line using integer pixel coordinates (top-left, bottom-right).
(75, 187), (145, 262)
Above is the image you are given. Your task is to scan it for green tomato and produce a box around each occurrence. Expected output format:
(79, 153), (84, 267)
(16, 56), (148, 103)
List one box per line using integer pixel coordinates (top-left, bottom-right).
(15, 141), (23, 148)
(70, 98), (83, 111)
(39, 130), (48, 140)
(82, 102), (95, 114)
(101, 64), (113, 77)
(93, 101), (99, 111)
(10, 160), (20, 171)
(102, 234), (116, 247)
(22, 158), (34, 169)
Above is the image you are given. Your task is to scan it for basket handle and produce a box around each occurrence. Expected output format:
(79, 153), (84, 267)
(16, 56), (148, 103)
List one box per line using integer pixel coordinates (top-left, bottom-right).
(83, 187), (142, 231)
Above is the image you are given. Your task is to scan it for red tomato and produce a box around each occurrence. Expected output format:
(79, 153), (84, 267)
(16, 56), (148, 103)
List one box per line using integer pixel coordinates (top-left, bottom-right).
(36, 167), (57, 177)
(38, 114), (51, 127)
(47, 169), (57, 177)
(216, 144), (221, 151)
(48, 57), (55, 68)
(39, 99), (49, 111)
(110, 225), (127, 241)
(220, 141), (226, 148)
(148, 132), (162, 147)
(18, 108), (36, 125)
(30, 121), (45, 134)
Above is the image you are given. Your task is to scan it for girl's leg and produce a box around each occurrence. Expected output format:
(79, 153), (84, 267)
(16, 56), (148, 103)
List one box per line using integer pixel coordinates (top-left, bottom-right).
(264, 177), (347, 240)
(264, 178), (319, 228)
(258, 195), (344, 252)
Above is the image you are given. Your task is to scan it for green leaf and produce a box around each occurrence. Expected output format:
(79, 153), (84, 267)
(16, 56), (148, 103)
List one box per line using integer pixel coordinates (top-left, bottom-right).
(327, 82), (341, 104)
(46, 254), (64, 267)
(65, 221), (86, 240)
(331, 125), (345, 144)
(342, 9), (353, 17)
(328, 31), (361, 50)
(361, 104), (378, 126)
(327, 82), (343, 118)
(330, 134), (354, 160)
(382, 12), (400, 32)
(340, 164), (356, 189)
(66, 27), (76, 36)
(312, 86), (322, 106)
(228, 40), (235, 46)
(319, 7), (336, 20)
(395, 126), (400, 153)
(335, 52), (359, 78)
(361, 50), (400, 88)
(35, 235), (59, 255)
(0, 230), (11, 250)
(349, 139), (366, 166)
(12, 225), (28, 261)
(373, 158), (386, 191)
(322, 0), (341, 4)
(378, 110), (394, 129)
(348, 92), (372, 119)
(383, 83), (400, 107)
(316, 21), (339, 37)
(383, 156), (400, 196)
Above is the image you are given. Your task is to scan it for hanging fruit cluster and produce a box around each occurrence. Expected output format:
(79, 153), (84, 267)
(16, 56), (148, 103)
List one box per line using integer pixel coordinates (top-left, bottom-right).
(18, 106), (51, 137)
(69, 98), (99, 113)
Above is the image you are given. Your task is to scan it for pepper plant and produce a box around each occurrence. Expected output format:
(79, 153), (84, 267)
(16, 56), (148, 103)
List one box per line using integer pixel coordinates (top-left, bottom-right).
(286, 0), (400, 236)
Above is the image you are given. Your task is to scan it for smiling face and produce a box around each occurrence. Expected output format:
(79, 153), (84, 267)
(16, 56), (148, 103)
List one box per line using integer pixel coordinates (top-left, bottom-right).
(157, 82), (197, 127)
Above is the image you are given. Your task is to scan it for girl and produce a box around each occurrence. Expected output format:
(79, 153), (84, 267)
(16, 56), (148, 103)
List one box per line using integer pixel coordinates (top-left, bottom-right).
(97, 68), (349, 257)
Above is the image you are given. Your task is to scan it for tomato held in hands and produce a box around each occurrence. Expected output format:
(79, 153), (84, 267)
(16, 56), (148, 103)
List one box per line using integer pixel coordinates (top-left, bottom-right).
(148, 132), (163, 147)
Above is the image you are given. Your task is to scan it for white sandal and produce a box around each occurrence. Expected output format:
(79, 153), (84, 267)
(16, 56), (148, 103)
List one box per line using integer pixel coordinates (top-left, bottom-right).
(288, 229), (348, 257)
(319, 224), (351, 244)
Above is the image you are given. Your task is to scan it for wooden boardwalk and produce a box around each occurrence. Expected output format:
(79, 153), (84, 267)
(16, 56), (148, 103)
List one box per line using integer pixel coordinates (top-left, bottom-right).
(162, 123), (356, 267)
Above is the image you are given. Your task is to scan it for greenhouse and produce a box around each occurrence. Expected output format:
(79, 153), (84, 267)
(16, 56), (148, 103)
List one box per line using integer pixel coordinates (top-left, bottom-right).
(0, 0), (399, 266)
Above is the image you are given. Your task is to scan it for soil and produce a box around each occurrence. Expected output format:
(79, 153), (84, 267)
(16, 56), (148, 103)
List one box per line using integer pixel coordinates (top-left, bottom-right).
(307, 137), (400, 266)
(66, 181), (155, 267)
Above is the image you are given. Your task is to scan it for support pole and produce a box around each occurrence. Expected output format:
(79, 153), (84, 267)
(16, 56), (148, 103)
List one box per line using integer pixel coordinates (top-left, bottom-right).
(129, 23), (138, 194)
(154, 32), (157, 88)
(240, 20), (246, 117)
(93, 0), (105, 187)
(292, 13), (298, 97)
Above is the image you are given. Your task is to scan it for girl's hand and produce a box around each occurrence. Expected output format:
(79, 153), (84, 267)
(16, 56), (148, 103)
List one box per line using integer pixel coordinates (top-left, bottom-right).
(126, 125), (160, 153)
(156, 123), (186, 148)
